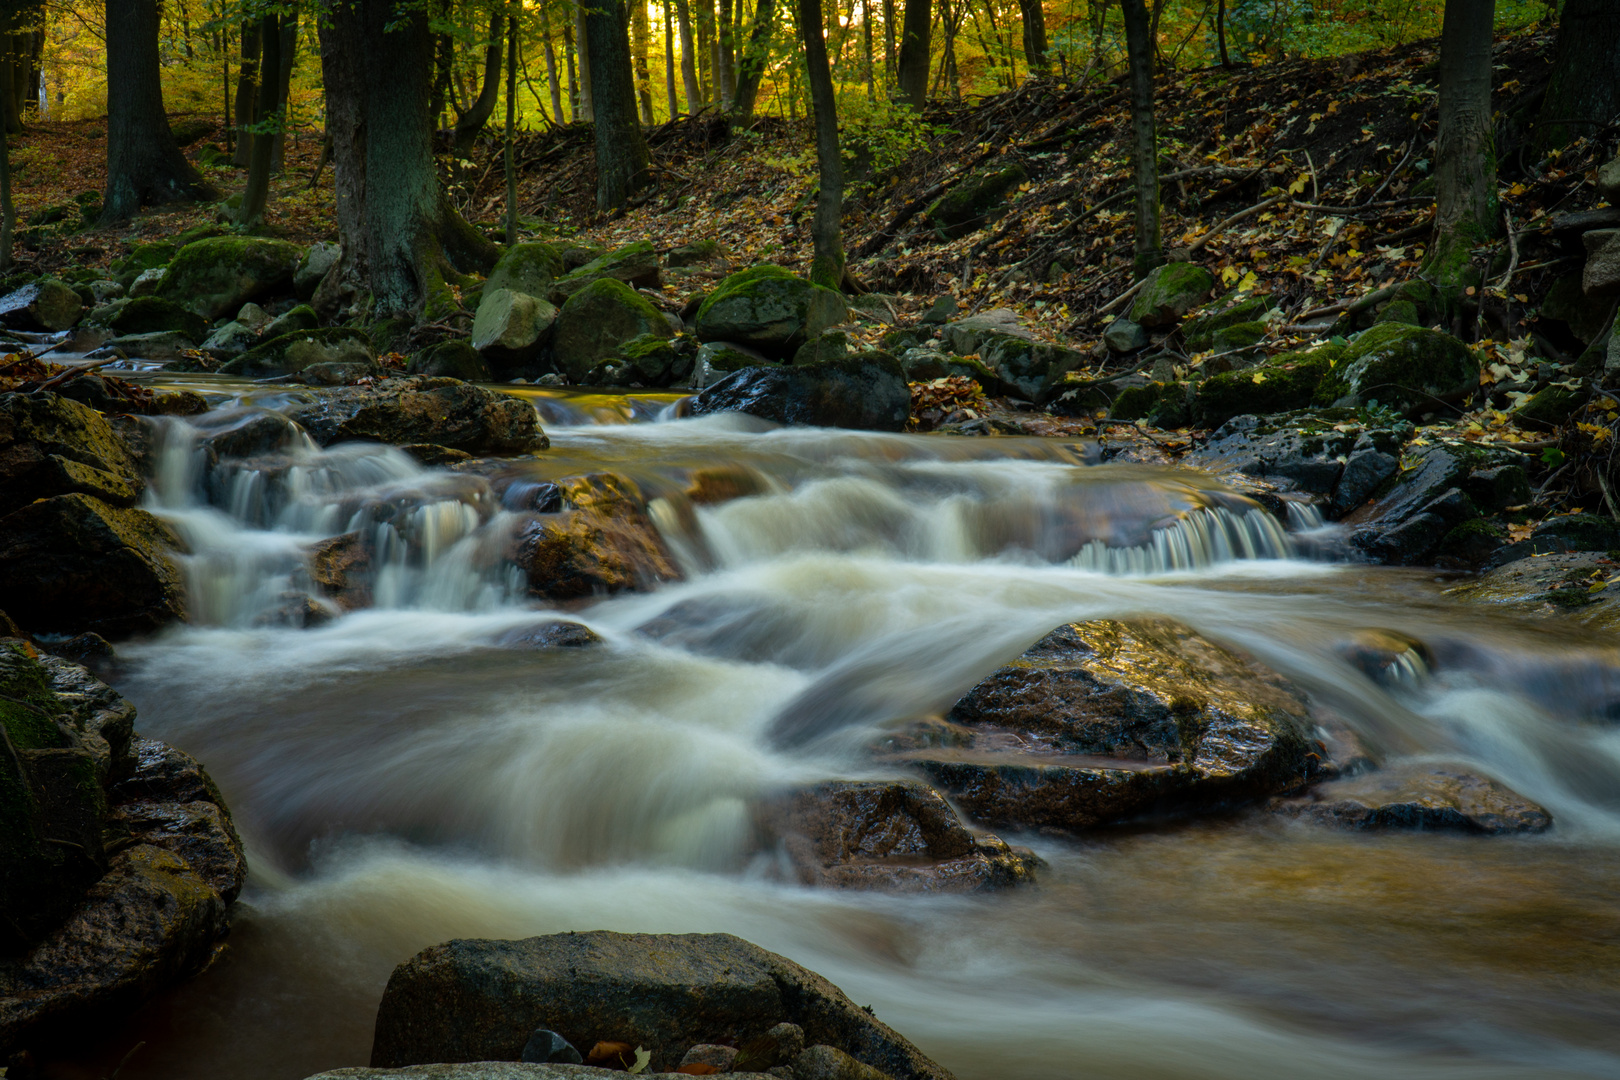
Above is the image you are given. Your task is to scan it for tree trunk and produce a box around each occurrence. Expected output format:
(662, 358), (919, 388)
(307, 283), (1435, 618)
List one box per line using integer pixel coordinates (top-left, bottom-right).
(696, 0), (714, 103)
(674, 0), (700, 111)
(232, 20), (260, 166)
(586, 0), (652, 208)
(1121, 0), (1162, 279)
(1537, 0), (1620, 151)
(1428, 0), (1498, 305)
(894, 0), (929, 108)
(731, 0), (777, 117)
(575, 1), (594, 120)
(1215, 0), (1229, 65)
(883, 0), (894, 91)
(238, 11), (281, 230)
(1017, 0), (1046, 77)
(102, 0), (213, 224)
(453, 10), (505, 153)
(863, 0), (874, 98)
(506, 14), (518, 244)
(316, 0), (497, 318)
(798, 0), (845, 289)
(665, 4), (679, 118)
(632, 0), (656, 123)
(0, 68), (13, 271)
(717, 0), (736, 107)
(540, 2), (565, 122)
(270, 7), (298, 173)
(564, 17), (579, 120)
(222, 25), (232, 148)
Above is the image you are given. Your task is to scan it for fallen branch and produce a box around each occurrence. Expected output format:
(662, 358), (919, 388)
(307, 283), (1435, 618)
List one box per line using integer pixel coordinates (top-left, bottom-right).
(1167, 192), (1289, 259)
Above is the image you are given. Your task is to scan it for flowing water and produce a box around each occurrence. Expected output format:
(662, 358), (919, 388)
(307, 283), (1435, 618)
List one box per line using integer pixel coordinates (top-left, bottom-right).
(42, 379), (1620, 1080)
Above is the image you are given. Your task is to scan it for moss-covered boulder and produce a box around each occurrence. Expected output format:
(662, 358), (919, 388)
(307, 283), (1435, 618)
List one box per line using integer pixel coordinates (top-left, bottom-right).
(107, 296), (208, 343)
(551, 278), (674, 383)
(1128, 263), (1215, 329)
(666, 238), (722, 268)
(692, 341), (773, 389)
(0, 392), (144, 519)
(694, 265), (848, 360)
(220, 327), (375, 378)
(155, 236), (303, 321)
(0, 279), (83, 332)
(263, 304), (319, 339)
(1211, 320), (1268, 354)
(470, 288), (559, 368)
(1313, 323), (1479, 417)
(927, 164), (1027, 240)
(110, 241), (176, 290)
(294, 241), (341, 300)
(407, 340), (492, 381)
(1194, 346), (1338, 428)
(1111, 380), (1191, 427)
(613, 332), (690, 386)
(547, 240), (661, 303)
(484, 242), (564, 298)
(1513, 385), (1584, 428)
(1181, 293), (1270, 351)
(899, 348), (1004, 394)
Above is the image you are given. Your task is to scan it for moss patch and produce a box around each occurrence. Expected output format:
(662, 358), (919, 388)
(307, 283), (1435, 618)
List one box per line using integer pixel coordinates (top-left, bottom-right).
(1313, 323), (1478, 417)
(1194, 349), (1335, 428)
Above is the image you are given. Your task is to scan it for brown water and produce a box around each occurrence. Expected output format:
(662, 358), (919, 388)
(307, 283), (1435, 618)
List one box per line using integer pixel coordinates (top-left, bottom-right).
(40, 381), (1620, 1080)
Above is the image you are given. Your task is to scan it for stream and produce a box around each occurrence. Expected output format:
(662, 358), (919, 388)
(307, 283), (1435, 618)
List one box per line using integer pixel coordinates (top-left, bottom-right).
(44, 380), (1620, 1080)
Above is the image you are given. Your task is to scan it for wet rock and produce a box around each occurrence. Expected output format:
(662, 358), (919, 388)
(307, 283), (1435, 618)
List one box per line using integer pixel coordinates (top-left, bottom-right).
(1449, 551), (1620, 632)
(1339, 628), (1431, 687)
(0, 279), (83, 332)
(307, 532), (373, 611)
(0, 493), (186, 638)
(1313, 324), (1479, 418)
(368, 930), (955, 1079)
(0, 391), (146, 518)
(551, 279), (673, 383)
(155, 236), (302, 321)
(1330, 443), (1398, 517)
(98, 330), (196, 364)
(471, 289), (559, 369)
(1127, 263), (1214, 329)
(548, 240), (661, 303)
(926, 164), (1026, 240)
(197, 407), (299, 459)
(295, 241), (342, 300)
(1341, 443), (1528, 565)
(1584, 229), (1620, 297)
(284, 377), (548, 455)
(1483, 513), (1620, 570)
(694, 266), (848, 360)
(898, 348), (1003, 395)
(522, 1029), (584, 1065)
(110, 799), (245, 903)
(198, 319), (258, 359)
(1184, 412), (1365, 495)
(757, 780), (1038, 893)
(401, 443), (475, 467)
(690, 340), (773, 390)
(409, 340), (493, 382)
(507, 474), (680, 601)
(1103, 318), (1148, 354)
(106, 296), (208, 343)
(1273, 763), (1551, 834)
(497, 620), (603, 649)
(220, 327), (375, 378)
(901, 619), (1318, 832)
(680, 1045), (740, 1072)
(594, 332), (694, 388)
(688, 354), (910, 431)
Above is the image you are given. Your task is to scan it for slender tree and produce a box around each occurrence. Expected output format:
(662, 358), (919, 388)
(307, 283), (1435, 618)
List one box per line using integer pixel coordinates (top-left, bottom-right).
(717, 0), (735, 106)
(314, 0), (497, 317)
(1536, 0), (1620, 151)
(269, 7), (298, 173)
(1120, 0), (1162, 278)
(798, 0), (845, 288)
(102, 0), (214, 223)
(664, 3), (678, 117)
(237, 8), (282, 229)
(674, 0), (700, 112)
(574, 0), (594, 120)
(586, 0), (652, 208)
(1017, 0), (1046, 77)
(1428, 0), (1499, 315)
(231, 20), (260, 166)
(540, 1), (565, 121)
(453, 10), (506, 153)
(894, 0), (929, 107)
(730, 0), (777, 117)
(505, 11), (518, 244)
(1215, 0), (1229, 66)
(632, 0), (655, 123)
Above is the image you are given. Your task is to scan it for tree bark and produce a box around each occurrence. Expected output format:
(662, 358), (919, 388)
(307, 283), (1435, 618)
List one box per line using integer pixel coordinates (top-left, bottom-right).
(798, 0), (845, 288)
(574, 0), (594, 120)
(717, 0), (736, 107)
(632, 0), (656, 123)
(696, 0), (714, 103)
(0, 66), (14, 270)
(1017, 0), (1046, 77)
(1215, 0), (1229, 65)
(1428, 0), (1498, 302)
(674, 0), (700, 111)
(453, 10), (505, 153)
(894, 0), (929, 108)
(1121, 0), (1162, 279)
(270, 7), (298, 173)
(102, 0), (213, 224)
(883, 0), (894, 91)
(730, 0), (777, 117)
(237, 11), (281, 230)
(586, 0), (652, 208)
(1537, 0), (1620, 151)
(232, 20), (260, 166)
(316, 0), (497, 318)
(540, 2), (565, 122)
(564, 16), (579, 121)
(665, 3), (678, 118)
(506, 14), (518, 244)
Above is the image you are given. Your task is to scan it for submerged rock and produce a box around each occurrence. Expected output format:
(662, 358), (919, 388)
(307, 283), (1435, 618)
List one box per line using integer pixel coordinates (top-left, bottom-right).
(755, 780), (1039, 893)
(687, 354), (910, 431)
(1273, 763), (1551, 834)
(368, 931), (955, 1079)
(285, 377), (547, 455)
(898, 619), (1319, 832)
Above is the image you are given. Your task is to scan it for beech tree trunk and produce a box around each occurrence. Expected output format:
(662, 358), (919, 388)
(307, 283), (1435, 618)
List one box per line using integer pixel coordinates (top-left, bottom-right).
(453, 10), (505, 153)
(1537, 0), (1620, 151)
(1215, 0), (1229, 65)
(586, 0), (652, 208)
(316, 0), (497, 319)
(674, 0), (701, 111)
(632, 0), (656, 124)
(717, 0), (736, 107)
(237, 11), (281, 229)
(1429, 0), (1498, 303)
(575, 0), (594, 121)
(665, 4), (678, 117)
(232, 20), (260, 166)
(894, 0), (930, 108)
(798, 0), (845, 288)
(102, 0), (212, 224)
(269, 9), (298, 173)
(731, 0), (777, 117)
(696, 0), (714, 103)
(540, 2), (565, 121)
(1121, 0), (1162, 279)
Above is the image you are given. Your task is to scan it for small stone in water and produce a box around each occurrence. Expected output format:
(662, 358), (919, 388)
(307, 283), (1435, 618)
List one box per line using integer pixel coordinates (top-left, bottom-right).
(679, 1044), (739, 1072)
(520, 1028), (583, 1064)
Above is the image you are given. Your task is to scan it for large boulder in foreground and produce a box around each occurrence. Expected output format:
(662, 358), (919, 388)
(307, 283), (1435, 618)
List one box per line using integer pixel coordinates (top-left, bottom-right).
(155, 236), (303, 321)
(1313, 323), (1479, 417)
(0, 643), (245, 1056)
(550, 278), (673, 384)
(284, 377), (548, 455)
(0, 392), (144, 518)
(688, 355), (910, 431)
(369, 931), (955, 1079)
(470, 288), (559, 370)
(484, 242), (565, 299)
(693, 266), (847, 359)
(895, 618), (1319, 832)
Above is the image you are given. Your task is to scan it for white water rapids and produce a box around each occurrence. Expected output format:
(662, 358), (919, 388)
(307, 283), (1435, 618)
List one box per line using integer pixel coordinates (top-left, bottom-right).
(53, 385), (1620, 1080)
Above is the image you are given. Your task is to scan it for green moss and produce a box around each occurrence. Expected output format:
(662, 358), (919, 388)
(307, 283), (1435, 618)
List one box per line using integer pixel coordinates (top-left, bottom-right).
(696, 263), (796, 325)
(1112, 381), (1188, 426)
(155, 235), (302, 320)
(111, 240), (176, 288)
(1182, 294), (1270, 351)
(1513, 386), (1584, 427)
(485, 241), (564, 297)
(1193, 348), (1335, 428)
(1128, 262), (1216, 329)
(108, 296), (208, 341)
(367, 316), (415, 356)
(1313, 323), (1477, 416)
(1374, 300), (1420, 325)
(928, 165), (1028, 238)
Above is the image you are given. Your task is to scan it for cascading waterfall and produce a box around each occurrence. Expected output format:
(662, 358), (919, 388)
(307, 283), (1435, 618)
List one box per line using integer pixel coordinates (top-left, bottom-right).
(1068, 505), (1301, 573)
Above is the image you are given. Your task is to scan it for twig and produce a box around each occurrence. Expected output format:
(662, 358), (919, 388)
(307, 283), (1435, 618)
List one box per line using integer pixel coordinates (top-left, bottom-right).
(1168, 192), (1288, 258)
(1492, 205), (1522, 296)
(1094, 276), (1153, 319)
(1289, 196), (1432, 214)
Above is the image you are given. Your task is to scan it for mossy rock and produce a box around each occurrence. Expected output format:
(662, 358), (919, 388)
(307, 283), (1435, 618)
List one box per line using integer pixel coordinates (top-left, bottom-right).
(612, 332), (692, 386)
(1513, 385), (1584, 428)
(107, 296), (208, 343)
(368, 315), (415, 356)
(666, 238), (722, 268)
(485, 242), (565, 298)
(927, 164), (1028, 239)
(407, 340), (492, 381)
(220, 327), (375, 377)
(1193, 347), (1337, 428)
(551, 278), (673, 383)
(900, 349), (1003, 394)
(1210, 320), (1269, 354)
(1182, 293), (1269, 351)
(693, 264), (848, 360)
(1373, 299), (1421, 326)
(548, 240), (660, 303)
(1128, 263), (1216, 330)
(1112, 381), (1190, 427)
(1312, 323), (1478, 417)
(155, 236), (302, 321)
